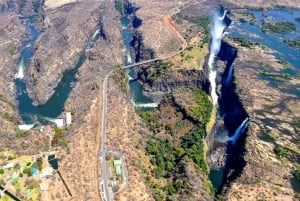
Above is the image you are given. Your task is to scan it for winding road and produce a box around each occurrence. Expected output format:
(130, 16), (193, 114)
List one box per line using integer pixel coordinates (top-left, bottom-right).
(99, 15), (187, 201)
(122, 16), (187, 69)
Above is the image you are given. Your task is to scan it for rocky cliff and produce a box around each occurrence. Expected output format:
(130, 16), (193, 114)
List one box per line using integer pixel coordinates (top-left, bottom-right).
(0, 2), (48, 154)
(137, 66), (210, 103)
(25, 0), (105, 105)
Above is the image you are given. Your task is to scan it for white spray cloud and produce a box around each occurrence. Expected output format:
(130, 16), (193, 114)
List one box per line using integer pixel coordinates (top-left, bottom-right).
(208, 9), (227, 105)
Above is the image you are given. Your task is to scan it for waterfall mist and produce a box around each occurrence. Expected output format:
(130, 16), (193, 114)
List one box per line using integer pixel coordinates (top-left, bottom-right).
(208, 9), (227, 105)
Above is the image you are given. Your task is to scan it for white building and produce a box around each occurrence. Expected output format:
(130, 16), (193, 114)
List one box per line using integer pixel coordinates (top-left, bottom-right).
(65, 112), (72, 126)
(2, 162), (14, 169)
(40, 167), (54, 179)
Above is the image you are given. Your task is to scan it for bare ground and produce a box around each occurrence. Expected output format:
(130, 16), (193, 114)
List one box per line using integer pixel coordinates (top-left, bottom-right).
(106, 78), (154, 201)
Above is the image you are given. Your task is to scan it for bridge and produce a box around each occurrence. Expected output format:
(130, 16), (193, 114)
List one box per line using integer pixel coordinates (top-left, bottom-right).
(122, 16), (187, 69)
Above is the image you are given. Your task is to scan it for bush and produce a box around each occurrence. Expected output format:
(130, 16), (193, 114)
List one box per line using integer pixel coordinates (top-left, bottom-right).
(182, 129), (208, 174)
(190, 88), (213, 125)
(294, 167), (300, 181)
(23, 167), (32, 177)
(274, 146), (290, 158)
(16, 130), (28, 138)
(262, 20), (296, 34)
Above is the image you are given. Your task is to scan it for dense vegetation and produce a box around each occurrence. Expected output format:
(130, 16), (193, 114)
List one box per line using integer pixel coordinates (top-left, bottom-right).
(229, 37), (260, 48)
(261, 20), (296, 34)
(190, 88), (212, 125)
(141, 90), (213, 200)
(112, 66), (129, 95)
(145, 63), (172, 85)
(284, 38), (300, 49)
(237, 12), (257, 25)
(182, 130), (208, 174)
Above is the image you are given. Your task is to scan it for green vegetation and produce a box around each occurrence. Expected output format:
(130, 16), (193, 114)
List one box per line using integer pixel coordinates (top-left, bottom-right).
(274, 146), (291, 158)
(146, 63), (172, 85)
(294, 167), (300, 181)
(112, 66), (129, 95)
(262, 20), (296, 34)
(23, 167), (32, 177)
(237, 12), (257, 25)
(182, 129), (208, 173)
(0, 169), (4, 174)
(147, 138), (178, 178)
(35, 157), (43, 171)
(284, 38), (300, 49)
(260, 70), (292, 81)
(57, 138), (69, 147)
(229, 37), (260, 48)
(142, 92), (213, 199)
(16, 130), (29, 138)
(190, 88), (212, 125)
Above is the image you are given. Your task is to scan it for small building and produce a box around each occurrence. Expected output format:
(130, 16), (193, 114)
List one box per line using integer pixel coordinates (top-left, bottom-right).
(113, 160), (122, 175)
(53, 119), (64, 128)
(65, 112), (72, 126)
(2, 162), (14, 170)
(40, 167), (54, 179)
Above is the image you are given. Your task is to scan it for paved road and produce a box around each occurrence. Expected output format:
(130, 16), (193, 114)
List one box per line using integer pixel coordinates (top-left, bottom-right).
(100, 73), (110, 201)
(99, 15), (187, 201)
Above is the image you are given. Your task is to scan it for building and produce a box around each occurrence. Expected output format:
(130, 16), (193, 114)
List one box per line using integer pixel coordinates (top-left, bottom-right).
(2, 162), (14, 169)
(40, 167), (54, 179)
(65, 112), (72, 126)
(113, 160), (122, 175)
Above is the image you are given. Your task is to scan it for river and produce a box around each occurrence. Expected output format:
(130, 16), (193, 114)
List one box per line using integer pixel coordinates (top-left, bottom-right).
(15, 16), (100, 125)
(120, 16), (157, 110)
(209, 8), (300, 193)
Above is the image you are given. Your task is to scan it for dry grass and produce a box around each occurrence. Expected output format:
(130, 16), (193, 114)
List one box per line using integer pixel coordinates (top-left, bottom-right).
(106, 78), (154, 201)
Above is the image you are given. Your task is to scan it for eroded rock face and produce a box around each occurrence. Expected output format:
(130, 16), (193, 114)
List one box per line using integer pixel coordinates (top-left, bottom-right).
(25, 1), (104, 105)
(0, 13), (25, 148)
(138, 67), (210, 102)
(223, 40), (300, 200)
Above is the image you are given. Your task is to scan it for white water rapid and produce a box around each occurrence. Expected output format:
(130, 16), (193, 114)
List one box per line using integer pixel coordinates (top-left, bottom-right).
(15, 59), (25, 79)
(208, 10), (227, 105)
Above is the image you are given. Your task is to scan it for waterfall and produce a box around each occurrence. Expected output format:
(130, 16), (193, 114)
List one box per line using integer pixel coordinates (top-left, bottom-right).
(228, 117), (249, 145)
(15, 59), (25, 79)
(131, 98), (158, 108)
(208, 9), (227, 105)
(225, 63), (234, 85)
(127, 52), (132, 64)
(86, 28), (100, 50)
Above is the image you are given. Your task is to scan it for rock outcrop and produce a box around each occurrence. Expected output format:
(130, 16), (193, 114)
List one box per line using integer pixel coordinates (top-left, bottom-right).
(25, 1), (105, 105)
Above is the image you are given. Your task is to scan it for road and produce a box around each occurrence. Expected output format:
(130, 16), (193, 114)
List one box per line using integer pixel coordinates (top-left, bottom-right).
(100, 73), (110, 201)
(99, 16), (187, 201)
(122, 16), (187, 69)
